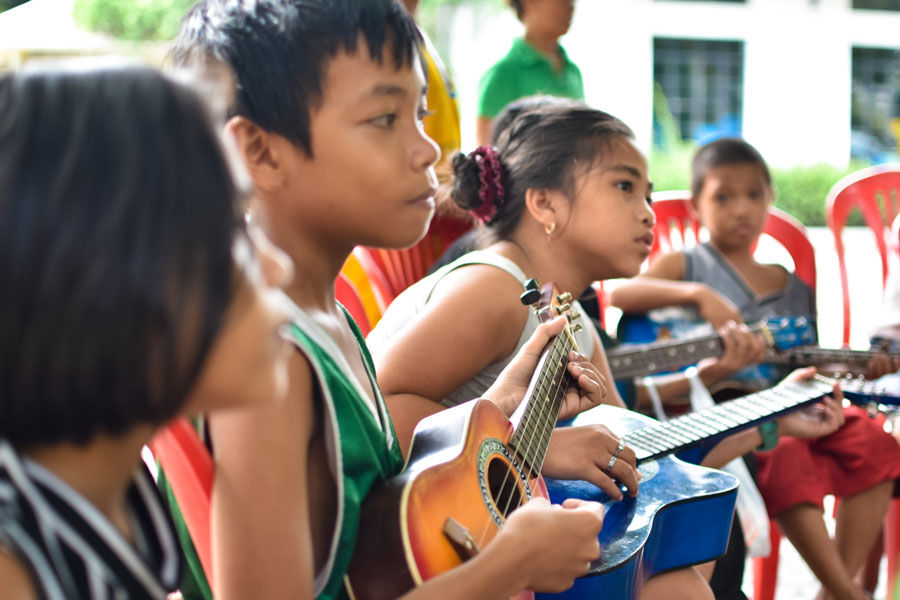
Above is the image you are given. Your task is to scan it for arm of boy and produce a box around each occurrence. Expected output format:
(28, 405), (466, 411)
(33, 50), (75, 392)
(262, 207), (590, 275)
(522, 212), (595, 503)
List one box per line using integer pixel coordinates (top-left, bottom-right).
(631, 321), (768, 410)
(398, 498), (605, 598)
(609, 252), (742, 328)
(209, 353), (317, 599)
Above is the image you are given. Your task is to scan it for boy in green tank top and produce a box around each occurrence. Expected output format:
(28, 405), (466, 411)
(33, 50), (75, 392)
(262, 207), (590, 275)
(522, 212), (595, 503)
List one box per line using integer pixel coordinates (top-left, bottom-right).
(170, 1), (612, 598)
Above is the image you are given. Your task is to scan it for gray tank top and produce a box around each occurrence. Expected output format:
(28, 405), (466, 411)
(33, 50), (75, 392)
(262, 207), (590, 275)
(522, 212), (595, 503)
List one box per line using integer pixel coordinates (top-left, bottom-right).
(367, 250), (594, 407)
(684, 243), (816, 323)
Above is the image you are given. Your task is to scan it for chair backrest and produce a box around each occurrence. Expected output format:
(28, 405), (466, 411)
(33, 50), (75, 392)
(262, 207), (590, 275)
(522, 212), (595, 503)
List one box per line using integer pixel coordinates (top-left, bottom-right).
(150, 418), (214, 586)
(649, 191), (704, 259)
(649, 192), (817, 291)
(826, 164), (900, 345)
(335, 272), (372, 337)
(364, 213), (472, 299)
(337, 247), (395, 333)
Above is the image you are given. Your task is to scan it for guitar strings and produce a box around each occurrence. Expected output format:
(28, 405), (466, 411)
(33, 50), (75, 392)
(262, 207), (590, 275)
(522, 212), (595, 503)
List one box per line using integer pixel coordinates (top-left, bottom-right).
(496, 340), (568, 525)
(475, 332), (572, 548)
(498, 333), (571, 524)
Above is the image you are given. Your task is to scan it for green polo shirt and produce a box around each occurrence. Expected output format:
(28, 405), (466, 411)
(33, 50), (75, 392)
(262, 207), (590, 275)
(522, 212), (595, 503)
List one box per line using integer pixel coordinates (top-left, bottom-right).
(477, 37), (584, 119)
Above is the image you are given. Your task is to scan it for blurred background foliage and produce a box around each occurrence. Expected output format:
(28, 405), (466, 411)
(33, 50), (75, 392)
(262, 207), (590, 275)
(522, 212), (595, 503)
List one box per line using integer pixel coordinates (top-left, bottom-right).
(2, 0), (869, 226)
(651, 84), (866, 226)
(72, 0), (194, 41)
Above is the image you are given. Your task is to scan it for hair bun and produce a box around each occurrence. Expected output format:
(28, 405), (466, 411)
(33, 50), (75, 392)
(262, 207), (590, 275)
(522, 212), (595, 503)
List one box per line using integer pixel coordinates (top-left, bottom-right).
(450, 147), (506, 224)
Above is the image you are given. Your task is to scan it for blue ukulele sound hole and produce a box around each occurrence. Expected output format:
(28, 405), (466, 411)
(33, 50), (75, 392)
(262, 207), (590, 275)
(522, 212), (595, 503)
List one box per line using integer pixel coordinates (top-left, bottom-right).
(477, 438), (533, 527)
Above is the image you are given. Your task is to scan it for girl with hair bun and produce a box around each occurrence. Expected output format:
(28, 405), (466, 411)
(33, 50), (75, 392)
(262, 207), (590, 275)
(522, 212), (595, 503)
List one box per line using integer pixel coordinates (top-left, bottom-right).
(369, 102), (714, 598)
(368, 101), (845, 599)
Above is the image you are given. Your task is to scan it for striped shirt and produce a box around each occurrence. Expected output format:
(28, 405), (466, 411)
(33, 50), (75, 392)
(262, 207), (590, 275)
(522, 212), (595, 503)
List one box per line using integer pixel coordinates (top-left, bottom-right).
(0, 440), (181, 599)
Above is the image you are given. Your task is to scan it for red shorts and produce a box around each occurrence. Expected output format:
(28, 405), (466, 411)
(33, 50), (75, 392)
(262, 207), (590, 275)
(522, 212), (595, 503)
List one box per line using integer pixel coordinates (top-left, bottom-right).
(755, 405), (900, 517)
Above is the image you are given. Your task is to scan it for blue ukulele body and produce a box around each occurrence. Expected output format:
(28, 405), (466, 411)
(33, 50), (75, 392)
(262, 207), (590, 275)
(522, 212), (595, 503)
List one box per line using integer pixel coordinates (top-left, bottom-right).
(537, 405), (738, 600)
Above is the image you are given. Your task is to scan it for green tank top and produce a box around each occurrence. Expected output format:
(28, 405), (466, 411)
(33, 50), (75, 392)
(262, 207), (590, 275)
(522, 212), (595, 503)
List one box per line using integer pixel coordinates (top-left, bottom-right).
(286, 305), (405, 599)
(158, 304), (404, 600)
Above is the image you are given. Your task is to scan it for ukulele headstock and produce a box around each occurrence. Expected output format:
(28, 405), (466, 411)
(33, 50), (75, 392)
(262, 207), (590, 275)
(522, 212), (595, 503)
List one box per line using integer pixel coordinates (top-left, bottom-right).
(519, 278), (583, 335)
(816, 374), (900, 417)
(758, 316), (817, 351)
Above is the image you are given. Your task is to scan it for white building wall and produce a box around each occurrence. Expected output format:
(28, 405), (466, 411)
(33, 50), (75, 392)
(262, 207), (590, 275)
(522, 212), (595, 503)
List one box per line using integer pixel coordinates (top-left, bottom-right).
(445, 0), (900, 168)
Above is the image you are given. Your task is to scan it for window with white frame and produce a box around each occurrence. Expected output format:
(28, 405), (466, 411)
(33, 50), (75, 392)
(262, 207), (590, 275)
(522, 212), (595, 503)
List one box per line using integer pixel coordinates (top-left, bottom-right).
(652, 37), (744, 147)
(851, 46), (900, 162)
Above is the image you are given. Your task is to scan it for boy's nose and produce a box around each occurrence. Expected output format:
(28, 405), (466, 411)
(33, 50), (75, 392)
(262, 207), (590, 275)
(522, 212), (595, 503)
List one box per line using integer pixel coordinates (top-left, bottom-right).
(641, 199), (656, 227)
(414, 128), (441, 171)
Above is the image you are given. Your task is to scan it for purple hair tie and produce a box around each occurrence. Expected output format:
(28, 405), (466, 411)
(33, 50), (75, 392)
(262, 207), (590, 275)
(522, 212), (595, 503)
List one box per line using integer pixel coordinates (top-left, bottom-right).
(468, 146), (506, 224)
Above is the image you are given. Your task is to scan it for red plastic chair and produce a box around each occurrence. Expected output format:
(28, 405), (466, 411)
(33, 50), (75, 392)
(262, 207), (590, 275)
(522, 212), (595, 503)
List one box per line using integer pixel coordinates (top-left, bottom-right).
(826, 164), (900, 346)
(150, 418), (215, 588)
(335, 272), (372, 337)
(649, 192), (817, 290)
(360, 213), (472, 299)
(337, 247), (396, 333)
(648, 192), (818, 600)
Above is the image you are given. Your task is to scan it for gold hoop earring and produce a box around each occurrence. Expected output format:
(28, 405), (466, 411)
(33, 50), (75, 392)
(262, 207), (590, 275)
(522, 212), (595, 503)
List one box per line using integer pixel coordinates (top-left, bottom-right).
(545, 221), (556, 241)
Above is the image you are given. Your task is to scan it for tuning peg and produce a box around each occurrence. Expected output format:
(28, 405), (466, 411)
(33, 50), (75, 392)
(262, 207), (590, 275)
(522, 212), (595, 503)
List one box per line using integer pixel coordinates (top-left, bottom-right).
(519, 278), (541, 306)
(556, 291), (573, 304)
(570, 312), (582, 321)
(572, 323), (583, 333)
(555, 303), (571, 315)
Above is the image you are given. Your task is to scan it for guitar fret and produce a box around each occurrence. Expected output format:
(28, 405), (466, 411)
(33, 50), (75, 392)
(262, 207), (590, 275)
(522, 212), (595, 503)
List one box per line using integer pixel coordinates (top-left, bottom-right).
(675, 414), (720, 436)
(512, 327), (576, 477)
(664, 422), (703, 443)
(730, 399), (765, 419)
(726, 402), (763, 423)
(619, 375), (898, 466)
(659, 425), (697, 445)
(639, 427), (680, 449)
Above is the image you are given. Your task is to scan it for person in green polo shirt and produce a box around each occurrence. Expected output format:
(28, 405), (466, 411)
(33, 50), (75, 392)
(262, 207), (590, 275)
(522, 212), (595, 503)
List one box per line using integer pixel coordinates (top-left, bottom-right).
(475, 0), (582, 145)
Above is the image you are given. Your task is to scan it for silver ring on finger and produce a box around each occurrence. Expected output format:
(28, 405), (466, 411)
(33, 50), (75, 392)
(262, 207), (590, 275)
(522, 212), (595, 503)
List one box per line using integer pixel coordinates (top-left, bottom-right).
(614, 438), (626, 457)
(606, 454), (618, 471)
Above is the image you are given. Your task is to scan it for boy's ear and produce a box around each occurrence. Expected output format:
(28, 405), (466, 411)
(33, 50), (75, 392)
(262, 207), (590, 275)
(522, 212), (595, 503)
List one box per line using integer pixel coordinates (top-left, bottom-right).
(690, 194), (700, 212)
(225, 116), (285, 192)
(524, 187), (561, 231)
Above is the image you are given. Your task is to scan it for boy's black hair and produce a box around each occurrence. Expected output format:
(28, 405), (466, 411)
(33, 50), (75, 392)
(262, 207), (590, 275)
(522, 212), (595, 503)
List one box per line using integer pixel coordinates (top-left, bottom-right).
(507, 0), (524, 20)
(171, 0), (423, 156)
(452, 103), (634, 241)
(691, 137), (772, 198)
(0, 65), (242, 445)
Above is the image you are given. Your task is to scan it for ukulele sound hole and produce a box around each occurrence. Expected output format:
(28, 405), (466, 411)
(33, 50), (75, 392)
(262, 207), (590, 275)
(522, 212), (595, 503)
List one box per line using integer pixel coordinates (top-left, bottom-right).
(486, 456), (524, 518)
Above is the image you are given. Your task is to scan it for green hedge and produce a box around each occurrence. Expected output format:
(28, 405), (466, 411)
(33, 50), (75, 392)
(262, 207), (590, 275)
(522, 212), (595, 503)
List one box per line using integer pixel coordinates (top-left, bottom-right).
(649, 144), (868, 227)
(73, 0), (195, 41)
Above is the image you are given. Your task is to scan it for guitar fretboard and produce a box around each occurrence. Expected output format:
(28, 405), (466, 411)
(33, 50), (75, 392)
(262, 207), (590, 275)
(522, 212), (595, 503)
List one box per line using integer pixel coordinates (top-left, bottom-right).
(607, 334), (724, 380)
(509, 326), (576, 477)
(766, 346), (900, 368)
(625, 377), (836, 463)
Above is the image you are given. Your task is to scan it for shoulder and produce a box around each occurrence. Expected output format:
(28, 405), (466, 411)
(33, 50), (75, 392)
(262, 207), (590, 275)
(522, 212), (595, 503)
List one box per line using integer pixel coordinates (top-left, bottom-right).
(0, 551), (38, 600)
(431, 259), (529, 309)
(643, 251), (686, 281)
(426, 261), (530, 354)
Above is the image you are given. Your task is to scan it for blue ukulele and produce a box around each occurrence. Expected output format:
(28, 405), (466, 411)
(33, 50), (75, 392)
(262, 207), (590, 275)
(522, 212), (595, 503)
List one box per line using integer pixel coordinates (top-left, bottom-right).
(538, 375), (900, 600)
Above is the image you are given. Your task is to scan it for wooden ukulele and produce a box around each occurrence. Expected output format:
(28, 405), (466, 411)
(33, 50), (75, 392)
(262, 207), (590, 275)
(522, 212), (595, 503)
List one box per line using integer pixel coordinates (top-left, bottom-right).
(345, 279), (586, 599)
